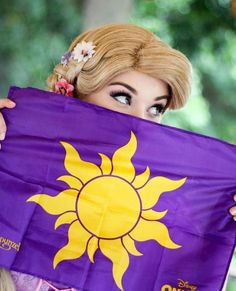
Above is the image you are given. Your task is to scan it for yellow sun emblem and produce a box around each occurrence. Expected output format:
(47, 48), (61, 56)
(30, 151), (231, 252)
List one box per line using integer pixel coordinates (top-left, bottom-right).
(27, 132), (186, 290)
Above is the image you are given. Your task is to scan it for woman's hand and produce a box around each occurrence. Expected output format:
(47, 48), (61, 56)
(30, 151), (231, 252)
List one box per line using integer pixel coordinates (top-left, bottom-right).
(229, 195), (236, 221)
(0, 98), (16, 148)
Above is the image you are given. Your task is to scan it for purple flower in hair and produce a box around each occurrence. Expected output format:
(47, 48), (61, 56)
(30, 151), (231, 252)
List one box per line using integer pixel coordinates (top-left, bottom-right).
(61, 52), (72, 66)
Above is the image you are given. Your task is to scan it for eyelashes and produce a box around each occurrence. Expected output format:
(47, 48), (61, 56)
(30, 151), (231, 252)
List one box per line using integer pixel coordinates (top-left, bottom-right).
(149, 104), (165, 115)
(110, 90), (131, 99)
(109, 89), (167, 116)
(110, 90), (131, 105)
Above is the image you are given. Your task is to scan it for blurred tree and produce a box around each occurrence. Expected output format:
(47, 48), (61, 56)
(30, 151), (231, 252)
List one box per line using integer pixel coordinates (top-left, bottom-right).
(0, 0), (83, 94)
(0, 0), (134, 92)
(232, 0), (236, 16)
(133, 0), (236, 143)
(83, 0), (134, 29)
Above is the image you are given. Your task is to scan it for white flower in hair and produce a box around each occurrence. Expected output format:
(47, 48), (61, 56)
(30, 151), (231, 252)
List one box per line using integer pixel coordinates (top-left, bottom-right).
(72, 41), (96, 63)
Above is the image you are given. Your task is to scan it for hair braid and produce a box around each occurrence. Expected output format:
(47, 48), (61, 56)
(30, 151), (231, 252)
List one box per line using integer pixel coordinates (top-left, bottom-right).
(0, 268), (16, 291)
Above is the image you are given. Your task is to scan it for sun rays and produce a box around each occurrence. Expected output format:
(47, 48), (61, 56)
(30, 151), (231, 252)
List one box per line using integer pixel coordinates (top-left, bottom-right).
(27, 132), (186, 290)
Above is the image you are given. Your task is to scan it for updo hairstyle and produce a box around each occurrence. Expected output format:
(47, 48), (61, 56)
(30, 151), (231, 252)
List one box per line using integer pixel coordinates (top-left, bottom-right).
(47, 23), (192, 110)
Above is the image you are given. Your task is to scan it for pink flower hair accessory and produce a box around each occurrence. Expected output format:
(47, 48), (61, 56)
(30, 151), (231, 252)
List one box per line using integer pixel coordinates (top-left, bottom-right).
(55, 78), (74, 97)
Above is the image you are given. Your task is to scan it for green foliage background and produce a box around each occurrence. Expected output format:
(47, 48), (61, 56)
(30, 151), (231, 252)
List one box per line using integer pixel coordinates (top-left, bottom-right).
(0, 0), (83, 97)
(0, 0), (235, 288)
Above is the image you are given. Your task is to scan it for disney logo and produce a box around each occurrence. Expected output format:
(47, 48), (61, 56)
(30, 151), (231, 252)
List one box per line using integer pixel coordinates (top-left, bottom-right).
(178, 279), (197, 291)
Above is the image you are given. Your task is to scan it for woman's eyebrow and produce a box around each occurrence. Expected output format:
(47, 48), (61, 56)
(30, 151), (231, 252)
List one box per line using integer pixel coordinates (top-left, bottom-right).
(155, 95), (170, 101)
(109, 82), (137, 94)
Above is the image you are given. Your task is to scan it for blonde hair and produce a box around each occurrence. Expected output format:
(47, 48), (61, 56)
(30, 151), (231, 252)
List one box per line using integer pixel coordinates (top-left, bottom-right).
(47, 23), (192, 110)
(0, 269), (16, 291)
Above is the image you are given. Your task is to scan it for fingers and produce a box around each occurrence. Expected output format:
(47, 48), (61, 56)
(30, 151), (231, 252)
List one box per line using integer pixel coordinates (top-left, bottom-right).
(0, 98), (16, 109)
(0, 113), (6, 150)
(229, 195), (236, 221)
(0, 98), (15, 149)
(0, 112), (6, 134)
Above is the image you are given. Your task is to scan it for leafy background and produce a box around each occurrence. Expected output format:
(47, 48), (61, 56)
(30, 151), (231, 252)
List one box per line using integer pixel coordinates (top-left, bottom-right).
(0, 0), (235, 289)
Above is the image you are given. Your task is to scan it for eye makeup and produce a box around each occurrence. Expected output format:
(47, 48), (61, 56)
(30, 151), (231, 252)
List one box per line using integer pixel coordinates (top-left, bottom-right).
(148, 104), (166, 117)
(110, 90), (132, 105)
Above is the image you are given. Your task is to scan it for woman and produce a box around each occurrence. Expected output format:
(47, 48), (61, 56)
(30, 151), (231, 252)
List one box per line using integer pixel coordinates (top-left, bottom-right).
(0, 23), (235, 291)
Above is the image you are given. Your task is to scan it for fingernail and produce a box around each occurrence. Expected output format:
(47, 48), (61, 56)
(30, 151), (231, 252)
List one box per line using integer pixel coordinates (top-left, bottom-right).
(234, 195), (236, 201)
(0, 132), (6, 140)
(8, 100), (16, 107)
(233, 216), (236, 221)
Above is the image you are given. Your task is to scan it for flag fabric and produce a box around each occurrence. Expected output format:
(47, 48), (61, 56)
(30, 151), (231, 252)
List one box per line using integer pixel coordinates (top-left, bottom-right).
(0, 86), (236, 291)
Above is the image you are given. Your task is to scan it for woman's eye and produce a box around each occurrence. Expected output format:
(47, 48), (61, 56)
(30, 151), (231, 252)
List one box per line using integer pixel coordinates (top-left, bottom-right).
(110, 91), (131, 105)
(149, 104), (165, 117)
(115, 96), (130, 105)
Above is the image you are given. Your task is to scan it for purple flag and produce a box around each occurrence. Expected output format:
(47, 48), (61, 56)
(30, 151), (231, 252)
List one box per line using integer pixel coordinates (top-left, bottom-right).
(0, 86), (236, 291)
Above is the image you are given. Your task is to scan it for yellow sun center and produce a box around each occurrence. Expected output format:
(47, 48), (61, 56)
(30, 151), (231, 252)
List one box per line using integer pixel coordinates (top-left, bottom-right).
(77, 176), (141, 239)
